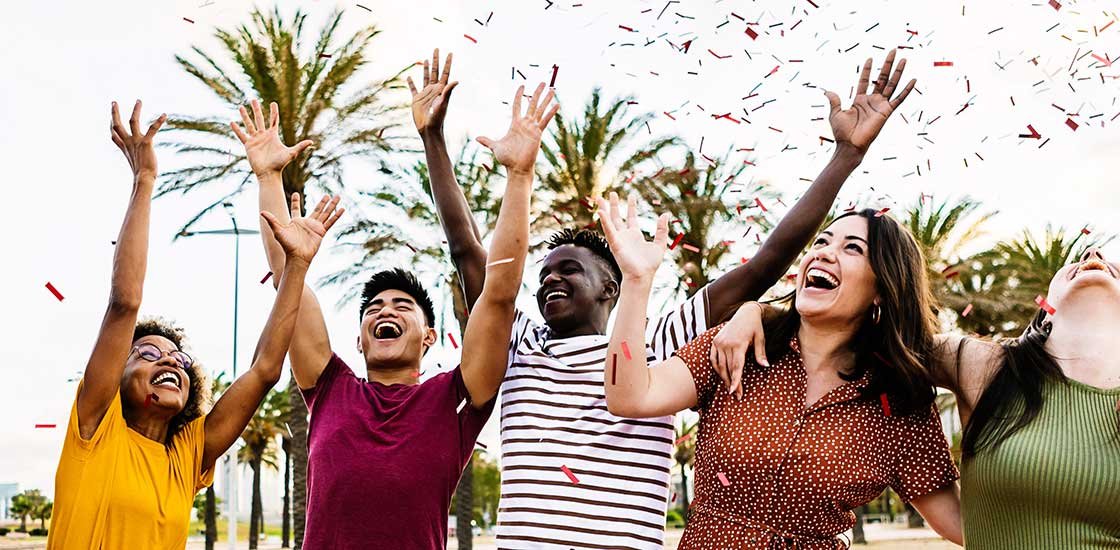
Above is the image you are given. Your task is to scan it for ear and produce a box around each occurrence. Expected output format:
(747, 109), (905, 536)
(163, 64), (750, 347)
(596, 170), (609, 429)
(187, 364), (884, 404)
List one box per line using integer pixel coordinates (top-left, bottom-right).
(356, 335), (362, 354)
(601, 278), (620, 302)
(421, 326), (438, 355)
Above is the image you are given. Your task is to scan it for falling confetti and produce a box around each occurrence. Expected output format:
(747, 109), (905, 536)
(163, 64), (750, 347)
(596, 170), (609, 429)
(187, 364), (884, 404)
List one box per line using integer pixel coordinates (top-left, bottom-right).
(717, 472), (731, 487)
(621, 341), (632, 360)
(45, 282), (64, 301)
(456, 398), (468, 414)
(560, 465), (580, 484)
(879, 393), (892, 416)
(1035, 295), (1056, 315)
(260, 271), (273, 284)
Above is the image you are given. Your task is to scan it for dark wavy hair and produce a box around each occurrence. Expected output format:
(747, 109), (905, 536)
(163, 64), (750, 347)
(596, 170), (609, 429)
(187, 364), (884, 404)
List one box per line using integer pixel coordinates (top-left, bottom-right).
(760, 209), (939, 416)
(359, 268), (436, 326)
(547, 228), (623, 283)
(133, 317), (210, 444)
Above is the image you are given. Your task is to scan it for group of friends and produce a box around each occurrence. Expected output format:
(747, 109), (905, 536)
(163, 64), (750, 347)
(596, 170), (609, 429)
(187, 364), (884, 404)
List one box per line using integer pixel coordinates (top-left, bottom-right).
(47, 48), (1119, 550)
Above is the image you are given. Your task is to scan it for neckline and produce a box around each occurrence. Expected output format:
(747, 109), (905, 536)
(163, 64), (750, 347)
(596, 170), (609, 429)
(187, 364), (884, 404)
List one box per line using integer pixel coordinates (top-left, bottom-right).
(126, 426), (169, 451)
(1063, 376), (1120, 395)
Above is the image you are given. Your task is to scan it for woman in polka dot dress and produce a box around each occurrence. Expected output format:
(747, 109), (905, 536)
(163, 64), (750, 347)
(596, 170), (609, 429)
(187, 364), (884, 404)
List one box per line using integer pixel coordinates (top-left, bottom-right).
(597, 194), (962, 547)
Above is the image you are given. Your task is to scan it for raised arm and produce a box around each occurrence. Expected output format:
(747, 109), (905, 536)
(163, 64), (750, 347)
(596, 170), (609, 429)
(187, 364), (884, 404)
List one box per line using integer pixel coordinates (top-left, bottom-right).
(409, 49), (487, 307)
(202, 193), (344, 469)
(232, 100), (332, 389)
(459, 83), (559, 407)
(705, 50), (917, 324)
(600, 193), (701, 418)
(77, 101), (167, 439)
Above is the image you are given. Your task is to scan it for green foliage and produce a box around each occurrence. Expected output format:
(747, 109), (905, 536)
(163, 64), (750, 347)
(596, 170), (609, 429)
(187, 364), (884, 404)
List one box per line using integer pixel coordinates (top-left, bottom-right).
(193, 492), (222, 523)
(471, 450), (501, 527)
(10, 489), (47, 532)
(665, 507), (685, 528)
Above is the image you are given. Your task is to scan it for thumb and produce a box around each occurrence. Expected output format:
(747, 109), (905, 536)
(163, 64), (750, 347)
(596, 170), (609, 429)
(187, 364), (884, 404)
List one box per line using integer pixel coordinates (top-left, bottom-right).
(653, 212), (671, 248)
(824, 90), (841, 116)
(260, 211), (282, 234)
(443, 81), (459, 103)
(292, 140), (314, 156)
(476, 136), (494, 151)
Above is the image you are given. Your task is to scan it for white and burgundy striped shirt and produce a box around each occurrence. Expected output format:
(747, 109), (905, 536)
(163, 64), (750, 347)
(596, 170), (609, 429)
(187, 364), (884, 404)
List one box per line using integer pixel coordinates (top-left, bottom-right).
(496, 287), (709, 549)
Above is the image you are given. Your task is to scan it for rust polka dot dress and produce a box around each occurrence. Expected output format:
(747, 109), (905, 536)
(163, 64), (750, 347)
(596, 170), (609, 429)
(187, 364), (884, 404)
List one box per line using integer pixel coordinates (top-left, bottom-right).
(674, 325), (959, 550)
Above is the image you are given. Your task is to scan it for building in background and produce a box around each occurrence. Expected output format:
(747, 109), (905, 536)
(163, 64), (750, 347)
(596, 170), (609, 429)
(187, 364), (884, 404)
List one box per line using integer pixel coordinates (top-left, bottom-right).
(0, 484), (19, 521)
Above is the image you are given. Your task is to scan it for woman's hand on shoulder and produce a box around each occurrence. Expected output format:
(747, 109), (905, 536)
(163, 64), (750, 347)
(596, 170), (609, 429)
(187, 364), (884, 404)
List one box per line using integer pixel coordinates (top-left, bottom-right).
(711, 302), (770, 399)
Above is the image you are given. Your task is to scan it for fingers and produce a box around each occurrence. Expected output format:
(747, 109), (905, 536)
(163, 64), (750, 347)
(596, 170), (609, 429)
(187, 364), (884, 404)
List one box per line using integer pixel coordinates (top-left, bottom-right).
(407, 76), (418, 96)
(293, 139), (314, 156)
(440, 52), (453, 85)
(712, 346), (730, 391)
(111, 101), (128, 138)
(526, 82), (546, 119)
(753, 330), (770, 368)
(442, 80), (459, 106)
(824, 90), (841, 117)
(653, 213), (670, 248)
(539, 101), (561, 130)
(310, 194), (329, 219)
(289, 192), (301, 220)
(889, 78), (917, 110)
(422, 59), (431, 87)
(626, 193), (638, 229)
(260, 211), (282, 233)
(231, 122), (249, 143)
(129, 100), (143, 136)
(594, 196), (616, 237)
(251, 100), (266, 134)
(431, 48), (440, 86)
(323, 203), (345, 233)
(110, 127), (126, 151)
(239, 106), (256, 134)
(145, 114), (168, 139)
(608, 192), (624, 229)
(269, 101), (280, 130)
(873, 50), (896, 95)
(857, 58), (872, 95)
(729, 348), (745, 397)
(882, 56), (906, 98)
(511, 85), (525, 120)
(535, 88), (556, 124)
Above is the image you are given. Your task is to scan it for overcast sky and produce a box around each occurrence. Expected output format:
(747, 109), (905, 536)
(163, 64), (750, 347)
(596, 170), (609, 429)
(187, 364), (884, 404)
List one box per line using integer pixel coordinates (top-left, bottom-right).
(2, 0), (1117, 501)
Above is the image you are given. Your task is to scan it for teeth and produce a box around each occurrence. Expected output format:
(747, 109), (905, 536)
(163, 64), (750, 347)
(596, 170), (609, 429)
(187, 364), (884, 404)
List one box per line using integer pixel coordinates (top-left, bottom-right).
(153, 372), (179, 388)
(806, 268), (839, 288)
(374, 321), (402, 339)
(545, 290), (569, 301)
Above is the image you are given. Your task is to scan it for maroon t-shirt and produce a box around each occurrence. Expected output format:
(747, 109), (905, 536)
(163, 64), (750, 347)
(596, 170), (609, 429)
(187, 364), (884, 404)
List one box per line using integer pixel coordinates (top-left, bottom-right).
(301, 354), (493, 550)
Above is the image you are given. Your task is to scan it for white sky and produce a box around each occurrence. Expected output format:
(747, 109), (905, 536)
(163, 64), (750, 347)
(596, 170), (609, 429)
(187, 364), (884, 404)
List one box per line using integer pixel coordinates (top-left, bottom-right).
(2, 0), (1118, 503)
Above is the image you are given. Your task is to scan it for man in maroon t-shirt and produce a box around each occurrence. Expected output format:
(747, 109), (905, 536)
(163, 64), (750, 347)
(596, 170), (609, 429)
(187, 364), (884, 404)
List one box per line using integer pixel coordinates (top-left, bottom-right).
(237, 54), (560, 548)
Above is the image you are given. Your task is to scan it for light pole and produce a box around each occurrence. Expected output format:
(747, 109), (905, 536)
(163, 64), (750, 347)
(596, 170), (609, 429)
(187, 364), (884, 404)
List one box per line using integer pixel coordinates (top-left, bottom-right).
(180, 203), (260, 550)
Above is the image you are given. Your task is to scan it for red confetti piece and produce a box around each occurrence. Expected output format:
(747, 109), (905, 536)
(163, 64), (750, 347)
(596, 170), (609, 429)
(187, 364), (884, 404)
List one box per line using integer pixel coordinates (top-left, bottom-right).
(1081, 226), (1092, 235)
(560, 465), (580, 484)
(448, 332), (459, 348)
(681, 39), (693, 53)
(708, 49), (731, 60)
(318, 54), (332, 59)
(933, 61), (954, 67)
(874, 207), (890, 217)
(879, 393), (892, 416)
(464, 34), (477, 43)
(754, 197), (767, 212)
(621, 341), (632, 360)
(618, 24), (635, 32)
(681, 243), (700, 253)
(673, 432), (693, 446)
(549, 64), (559, 87)
(1049, 0), (1061, 10)
(611, 354), (618, 385)
(45, 282), (64, 301)
(767, 65), (780, 76)
(1035, 295), (1056, 315)
(34, 424), (57, 429)
(671, 492), (678, 502)
(717, 472), (731, 487)
(1018, 125), (1042, 139)
(669, 233), (685, 250)
(183, 17), (195, 24)
(1091, 54), (1113, 67)
(1065, 118), (1079, 131)
(961, 304), (973, 317)
(260, 271), (273, 284)
(745, 27), (758, 40)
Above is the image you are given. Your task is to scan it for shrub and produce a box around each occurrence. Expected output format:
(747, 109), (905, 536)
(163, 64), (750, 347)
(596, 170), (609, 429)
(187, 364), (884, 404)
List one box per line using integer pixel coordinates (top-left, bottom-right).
(29, 528), (48, 536)
(0, 527), (9, 535)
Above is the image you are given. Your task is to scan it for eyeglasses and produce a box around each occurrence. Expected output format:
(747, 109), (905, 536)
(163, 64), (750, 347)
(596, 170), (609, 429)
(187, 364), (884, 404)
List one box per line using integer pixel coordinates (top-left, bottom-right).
(131, 343), (193, 371)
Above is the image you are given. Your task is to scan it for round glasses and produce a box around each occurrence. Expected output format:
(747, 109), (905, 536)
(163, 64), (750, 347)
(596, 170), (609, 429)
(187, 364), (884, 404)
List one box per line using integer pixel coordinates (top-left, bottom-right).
(132, 343), (193, 371)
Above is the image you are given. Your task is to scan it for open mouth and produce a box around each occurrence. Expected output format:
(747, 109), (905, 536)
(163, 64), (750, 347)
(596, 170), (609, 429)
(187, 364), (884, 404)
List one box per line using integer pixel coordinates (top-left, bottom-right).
(150, 369), (182, 391)
(804, 267), (840, 290)
(373, 320), (403, 340)
(543, 288), (570, 303)
(1074, 258), (1115, 278)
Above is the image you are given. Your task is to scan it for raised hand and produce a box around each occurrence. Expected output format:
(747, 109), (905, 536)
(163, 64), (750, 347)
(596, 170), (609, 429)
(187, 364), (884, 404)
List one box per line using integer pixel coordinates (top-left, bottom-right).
(477, 82), (560, 176)
(260, 194), (344, 265)
(231, 100), (313, 177)
(408, 49), (459, 137)
(595, 192), (670, 281)
(111, 100), (167, 182)
(825, 49), (916, 152)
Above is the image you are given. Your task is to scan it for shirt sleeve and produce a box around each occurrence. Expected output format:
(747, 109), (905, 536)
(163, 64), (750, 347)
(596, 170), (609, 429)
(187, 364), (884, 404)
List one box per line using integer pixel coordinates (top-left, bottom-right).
(300, 353), (355, 411)
(173, 416), (215, 492)
(67, 382), (126, 455)
(889, 402), (961, 502)
(508, 309), (537, 365)
(647, 285), (710, 362)
(672, 325), (724, 412)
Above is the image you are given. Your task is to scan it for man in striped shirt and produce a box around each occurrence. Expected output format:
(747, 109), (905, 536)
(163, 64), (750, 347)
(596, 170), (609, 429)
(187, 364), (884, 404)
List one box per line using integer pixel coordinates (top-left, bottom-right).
(422, 53), (873, 549)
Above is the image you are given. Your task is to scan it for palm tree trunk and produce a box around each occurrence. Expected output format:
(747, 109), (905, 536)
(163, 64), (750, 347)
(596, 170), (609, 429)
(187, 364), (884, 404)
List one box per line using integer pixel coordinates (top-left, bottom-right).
(287, 377), (309, 549)
(905, 501), (925, 528)
(249, 458), (262, 549)
(678, 463), (690, 525)
(852, 505), (867, 544)
(282, 439), (291, 548)
(450, 277), (475, 550)
(205, 486), (217, 550)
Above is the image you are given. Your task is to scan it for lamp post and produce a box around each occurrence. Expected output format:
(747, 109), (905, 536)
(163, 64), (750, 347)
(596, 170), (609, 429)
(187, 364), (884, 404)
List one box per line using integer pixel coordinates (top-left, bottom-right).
(180, 203), (260, 550)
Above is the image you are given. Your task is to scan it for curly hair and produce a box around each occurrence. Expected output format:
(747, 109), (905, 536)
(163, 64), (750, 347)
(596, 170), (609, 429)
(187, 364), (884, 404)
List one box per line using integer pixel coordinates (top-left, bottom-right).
(133, 317), (211, 444)
(546, 228), (623, 283)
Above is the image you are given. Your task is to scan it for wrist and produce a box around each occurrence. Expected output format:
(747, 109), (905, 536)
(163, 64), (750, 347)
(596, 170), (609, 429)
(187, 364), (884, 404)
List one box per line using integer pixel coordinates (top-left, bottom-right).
(507, 167), (535, 179)
(255, 169), (284, 185)
(419, 128), (446, 143)
(832, 143), (865, 165)
(284, 257), (312, 272)
(133, 173), (156, 187)
(621, 272), (656, 287)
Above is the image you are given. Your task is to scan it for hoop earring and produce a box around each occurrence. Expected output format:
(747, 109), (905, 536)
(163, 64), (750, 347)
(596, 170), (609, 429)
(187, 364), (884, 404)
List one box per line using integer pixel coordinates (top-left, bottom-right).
(871, 304), (881, 325)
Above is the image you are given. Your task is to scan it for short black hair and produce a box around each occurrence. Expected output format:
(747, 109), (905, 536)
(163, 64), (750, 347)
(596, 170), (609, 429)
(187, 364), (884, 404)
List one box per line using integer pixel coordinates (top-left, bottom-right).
(546, 228), (623, 283)
(359, 268), (436, 326)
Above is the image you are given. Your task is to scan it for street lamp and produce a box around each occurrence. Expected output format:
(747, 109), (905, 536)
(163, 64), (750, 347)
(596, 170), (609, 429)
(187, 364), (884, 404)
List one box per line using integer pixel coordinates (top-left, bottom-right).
(179, 202), (260, 550)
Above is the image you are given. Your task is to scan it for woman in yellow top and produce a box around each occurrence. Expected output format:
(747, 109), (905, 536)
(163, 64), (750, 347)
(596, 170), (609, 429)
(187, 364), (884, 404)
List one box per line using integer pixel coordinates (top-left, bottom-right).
(48, 100), (344, 549)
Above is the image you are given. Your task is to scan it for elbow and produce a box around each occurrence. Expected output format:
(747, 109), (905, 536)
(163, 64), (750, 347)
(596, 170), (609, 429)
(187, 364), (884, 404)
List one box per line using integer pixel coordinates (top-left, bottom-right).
(108, 294), (142, 314)
(606, 397), (638, 418)
(449, 243), (486, 269)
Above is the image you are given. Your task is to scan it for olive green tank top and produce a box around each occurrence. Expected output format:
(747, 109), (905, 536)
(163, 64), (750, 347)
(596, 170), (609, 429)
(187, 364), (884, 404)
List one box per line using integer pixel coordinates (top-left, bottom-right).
(961, 378), (1120, 549)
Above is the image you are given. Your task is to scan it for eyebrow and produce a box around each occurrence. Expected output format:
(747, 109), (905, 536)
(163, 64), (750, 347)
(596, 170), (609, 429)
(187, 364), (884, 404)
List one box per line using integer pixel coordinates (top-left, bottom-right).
(539, 259), (582, 279)
(820, 230), (869, 245)
(365, 297), (415, 312)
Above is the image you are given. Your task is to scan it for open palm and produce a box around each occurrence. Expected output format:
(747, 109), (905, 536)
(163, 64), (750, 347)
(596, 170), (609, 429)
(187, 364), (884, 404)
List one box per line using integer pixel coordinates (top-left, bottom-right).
(408, 49), (458, 136)
(478, 82), (560, 175)
(596, 192), (671, 280)
(231, 99), (313, 175)
(825, 49), (916, 152)
(262, 193), (344, 264)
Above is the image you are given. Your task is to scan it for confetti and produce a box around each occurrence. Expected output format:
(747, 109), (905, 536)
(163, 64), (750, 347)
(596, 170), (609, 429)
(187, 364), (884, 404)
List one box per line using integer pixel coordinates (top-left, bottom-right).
(456, 398), (468, 414)
(745, 27), (758, 40)
(1065, 118), (1079, 131)
(560, 465), (580, 484)
(1049, 0), (1061, 10)
(933, 61), (954, 67)
(464, 34), (477, 43)
(1081, 227), (1092, 235)
(1018, 125), (1042, 139)
(448, 332), (459, 348)
(621, 341), (632, 360)
(486, 257), (515, 268)
(874, 207), (890, 217)
(754, 197), (767, 212)
(356, 4), (372, 12)
(673, 432), (693, 446)
(1035, 295), (1056, 315)
(961, 304), (973, 317)
(285, 423), (293, 438)
(669, 233), (684, 250)
(183, 17), (195, 24)
(879, 393), (892, 416)
(611, 353), (618, 385)
(549, 64), (559, 87)
(34, 424), (57, 429)
(45, 282), (64, 301)
(260, 271), (273, 284)
(717, 472), (731, 487)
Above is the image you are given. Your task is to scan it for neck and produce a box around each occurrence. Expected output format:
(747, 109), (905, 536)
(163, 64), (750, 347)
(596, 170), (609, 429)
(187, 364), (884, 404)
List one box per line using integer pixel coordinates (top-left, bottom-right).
(366, 363), (422, 386)
(548, 312), (609, 339)
(1045, 291), (1120, 386)
(123, 406), (171, 443)
(796, 318), (859, 375)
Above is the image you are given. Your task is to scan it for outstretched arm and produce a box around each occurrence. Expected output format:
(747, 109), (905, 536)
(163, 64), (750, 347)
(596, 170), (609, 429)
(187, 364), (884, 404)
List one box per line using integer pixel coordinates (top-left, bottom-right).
(459, 83), (559, 407)
(232, 100), (332, 390)
(911, 484), (963, 545)
(601, 193), (701, 418)
(77, 101), (167, 439)
(409, 49), (487, 308)
(203, 193), (344, 469)
(706, 50), (917, 324)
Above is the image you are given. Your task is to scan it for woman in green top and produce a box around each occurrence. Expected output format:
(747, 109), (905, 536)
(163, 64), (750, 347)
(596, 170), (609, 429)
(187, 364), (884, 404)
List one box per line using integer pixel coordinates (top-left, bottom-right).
(715, 247), (1120, 548)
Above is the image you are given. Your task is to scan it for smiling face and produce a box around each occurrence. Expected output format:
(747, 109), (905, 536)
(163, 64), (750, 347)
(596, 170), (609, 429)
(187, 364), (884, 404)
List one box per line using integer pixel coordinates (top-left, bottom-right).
(795, 215), (880, 326)
(358, 288), (437, 371)
(119, 335), (191, 415)
(1045, 247), (1120, 313)
(535, 245), (619, 336)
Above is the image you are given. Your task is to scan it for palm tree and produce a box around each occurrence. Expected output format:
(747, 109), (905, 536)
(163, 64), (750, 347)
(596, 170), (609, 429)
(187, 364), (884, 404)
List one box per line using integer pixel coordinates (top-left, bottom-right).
(672, 418), (698, 525)
(32, 500), (52, 531)
(204, 374), (230, 550)
(10, 490), (44, 532)
(631, 149), (772, 297)
(537, 88), (677, 232)
(167, 11), (410, 544)
(238, 389), (286, 549)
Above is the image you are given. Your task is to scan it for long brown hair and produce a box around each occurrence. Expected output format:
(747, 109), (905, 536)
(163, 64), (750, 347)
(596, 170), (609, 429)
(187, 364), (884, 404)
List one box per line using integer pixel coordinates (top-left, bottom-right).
(762, 209), (940, 416)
